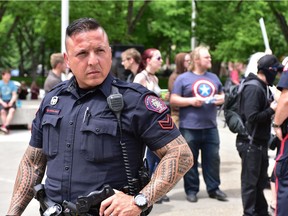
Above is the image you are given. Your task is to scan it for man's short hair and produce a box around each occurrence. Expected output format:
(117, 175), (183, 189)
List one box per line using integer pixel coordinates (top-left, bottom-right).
(1, 69), (11, 76)
(66, 17), (101, 38)
(50, 53), (64, 69)
(121, 48), (141, 64)
(65, 18), (108, 47)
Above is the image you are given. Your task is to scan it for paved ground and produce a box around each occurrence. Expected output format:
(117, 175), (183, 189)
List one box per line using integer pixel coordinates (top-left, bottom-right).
(0, 115), (275, 216)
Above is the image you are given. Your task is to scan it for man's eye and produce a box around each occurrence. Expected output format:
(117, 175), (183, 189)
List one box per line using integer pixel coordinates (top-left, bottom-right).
(95, 48), (106, 54)
(77, 52), (87, 57)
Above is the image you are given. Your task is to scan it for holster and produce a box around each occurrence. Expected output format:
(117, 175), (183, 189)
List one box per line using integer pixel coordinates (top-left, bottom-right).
(33, 184), (62, 216)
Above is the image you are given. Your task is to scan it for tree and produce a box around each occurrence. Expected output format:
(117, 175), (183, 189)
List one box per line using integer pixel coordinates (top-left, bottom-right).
(1, 0), (288, 80)
(194, 1), (288, 75)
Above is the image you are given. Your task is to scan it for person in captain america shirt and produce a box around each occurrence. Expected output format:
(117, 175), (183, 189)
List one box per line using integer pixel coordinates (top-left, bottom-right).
(170, 45), (227, 203)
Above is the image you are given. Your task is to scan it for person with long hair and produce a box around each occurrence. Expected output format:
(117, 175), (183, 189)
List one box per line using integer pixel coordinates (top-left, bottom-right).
(134, 48), (170, 203)
(134, 48), (162, 96)
(168, 52), (190, 127)
(170, 45), (227, 203)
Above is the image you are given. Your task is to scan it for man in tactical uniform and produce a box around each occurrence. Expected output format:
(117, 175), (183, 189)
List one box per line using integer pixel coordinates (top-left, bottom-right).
(6, 18), (193, 216)
(273, 62), (288, 216)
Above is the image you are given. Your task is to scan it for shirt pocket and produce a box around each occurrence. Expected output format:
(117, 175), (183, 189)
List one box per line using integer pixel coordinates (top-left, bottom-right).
(80, 117), (118, 162)
(41, 114), (63, 157)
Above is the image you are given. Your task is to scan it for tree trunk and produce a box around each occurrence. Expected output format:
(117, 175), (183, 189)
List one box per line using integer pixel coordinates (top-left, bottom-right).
(269, 3), (288, 44)
(127, 0), (151, 35)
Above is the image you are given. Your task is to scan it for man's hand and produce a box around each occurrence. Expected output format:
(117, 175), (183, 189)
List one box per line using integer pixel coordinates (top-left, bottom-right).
(8, 101), (14, 107)
(192, 97), (204, 107)
(99, 190), (141, 216)
(213, 93), (225, 106)
(1, 101), (8, 108)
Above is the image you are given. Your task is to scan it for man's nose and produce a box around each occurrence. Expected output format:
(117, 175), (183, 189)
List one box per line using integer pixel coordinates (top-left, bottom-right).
(88, 52), (99, 65)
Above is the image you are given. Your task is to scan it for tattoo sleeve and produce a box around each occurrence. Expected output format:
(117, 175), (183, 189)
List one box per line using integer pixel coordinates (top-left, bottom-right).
(141, 135), (193, 206)
(7, 145), (47, 215)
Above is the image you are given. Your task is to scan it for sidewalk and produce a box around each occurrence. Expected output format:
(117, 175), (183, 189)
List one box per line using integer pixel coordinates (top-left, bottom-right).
(0, 115), (275, 216)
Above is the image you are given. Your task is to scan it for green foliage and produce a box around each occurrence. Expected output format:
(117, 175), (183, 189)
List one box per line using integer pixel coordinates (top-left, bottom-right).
(159, 77), (169, 89)
(1, 0), (288, 79)
(12, 75), (44, 88)
(195, 1), (288, 63)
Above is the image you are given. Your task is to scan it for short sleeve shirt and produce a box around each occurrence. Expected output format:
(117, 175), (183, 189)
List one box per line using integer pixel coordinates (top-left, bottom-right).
(277, 70), (288, 91)
(172, 71), (223, 129)
(0, 80), (17, 101)
(44, 71), (62, 93)
(30, 74), (180, 203)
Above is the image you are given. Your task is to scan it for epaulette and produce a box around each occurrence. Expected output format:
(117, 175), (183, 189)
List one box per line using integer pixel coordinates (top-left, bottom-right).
(49, 81), (68, 92)
(44, 81), (69, 101)
(111, 78), (152, 95)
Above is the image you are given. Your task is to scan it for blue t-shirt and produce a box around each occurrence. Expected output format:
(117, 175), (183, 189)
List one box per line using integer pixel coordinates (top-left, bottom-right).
(172, 71), (223, 129)
(0, 80), (17, 101)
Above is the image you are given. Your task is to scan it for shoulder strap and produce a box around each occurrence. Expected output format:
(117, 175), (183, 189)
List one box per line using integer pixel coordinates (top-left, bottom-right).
(238, 79), (267, 142)
(111, 85), (120, 94)
(241, 79), (267, 99)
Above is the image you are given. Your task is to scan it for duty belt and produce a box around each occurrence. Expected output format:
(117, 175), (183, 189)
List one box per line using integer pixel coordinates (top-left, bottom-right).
(34, 184), (114, 216)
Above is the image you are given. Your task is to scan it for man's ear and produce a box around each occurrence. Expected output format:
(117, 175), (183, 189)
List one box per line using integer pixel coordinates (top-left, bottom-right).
(64, 53), (70, 68)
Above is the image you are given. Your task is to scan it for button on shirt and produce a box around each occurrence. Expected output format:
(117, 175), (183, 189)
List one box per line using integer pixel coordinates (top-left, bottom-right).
(29, 74), (180, 203)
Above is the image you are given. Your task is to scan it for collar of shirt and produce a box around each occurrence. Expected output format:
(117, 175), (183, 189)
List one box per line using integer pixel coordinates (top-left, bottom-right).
(65, 73), (114, 98)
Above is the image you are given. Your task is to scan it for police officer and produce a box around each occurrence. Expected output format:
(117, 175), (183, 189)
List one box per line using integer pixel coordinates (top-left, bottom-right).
(273, 62), (288, 216)
(6, 18), (193, 216)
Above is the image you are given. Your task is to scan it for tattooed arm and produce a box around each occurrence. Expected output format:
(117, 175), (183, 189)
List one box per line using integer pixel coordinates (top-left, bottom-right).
(141, 134), (193, 206)
(99, 135), (193, 216)
(7, 145), (47, 216)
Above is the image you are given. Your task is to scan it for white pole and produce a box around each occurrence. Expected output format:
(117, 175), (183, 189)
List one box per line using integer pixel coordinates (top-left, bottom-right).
(191, 0), (196, 51)
(61, 0), (69, 53)
(259, 17), (270, 51)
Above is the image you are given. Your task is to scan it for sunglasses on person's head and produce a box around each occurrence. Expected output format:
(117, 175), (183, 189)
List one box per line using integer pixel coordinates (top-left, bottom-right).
(268, 66), (283, 73)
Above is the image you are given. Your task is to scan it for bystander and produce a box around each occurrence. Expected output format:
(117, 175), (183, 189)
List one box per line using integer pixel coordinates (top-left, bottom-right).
(170, 45), (227, 203)
(0, 69), (18, 134)
(44, 53), (66, 94)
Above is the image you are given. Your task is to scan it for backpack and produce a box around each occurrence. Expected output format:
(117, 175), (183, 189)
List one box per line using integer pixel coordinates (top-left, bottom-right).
(223, 79), (265, 135)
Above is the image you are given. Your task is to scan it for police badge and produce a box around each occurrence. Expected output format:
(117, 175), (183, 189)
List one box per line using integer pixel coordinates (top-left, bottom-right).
(50, 96), (59, 105)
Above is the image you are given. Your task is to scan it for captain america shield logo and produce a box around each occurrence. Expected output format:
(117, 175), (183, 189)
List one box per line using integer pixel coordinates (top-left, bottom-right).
(192, 79), (216, 99)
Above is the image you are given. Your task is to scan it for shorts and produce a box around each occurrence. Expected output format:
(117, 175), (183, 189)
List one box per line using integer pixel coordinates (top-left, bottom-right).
(0, 100), (16, 111)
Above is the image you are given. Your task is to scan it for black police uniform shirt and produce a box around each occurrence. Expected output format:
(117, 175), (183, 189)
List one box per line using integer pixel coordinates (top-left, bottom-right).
(29, 73), (180, 203)
(277, 70), (288, 91)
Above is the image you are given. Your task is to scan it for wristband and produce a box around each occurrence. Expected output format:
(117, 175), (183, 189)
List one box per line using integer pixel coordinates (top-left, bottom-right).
(272, 122), (281, 128)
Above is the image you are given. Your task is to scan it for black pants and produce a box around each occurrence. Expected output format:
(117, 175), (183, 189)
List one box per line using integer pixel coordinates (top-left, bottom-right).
(236, 142), (269, 216)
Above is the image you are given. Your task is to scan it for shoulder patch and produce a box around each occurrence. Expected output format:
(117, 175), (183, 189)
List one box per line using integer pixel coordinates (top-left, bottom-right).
(145, 95), (167, 113)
